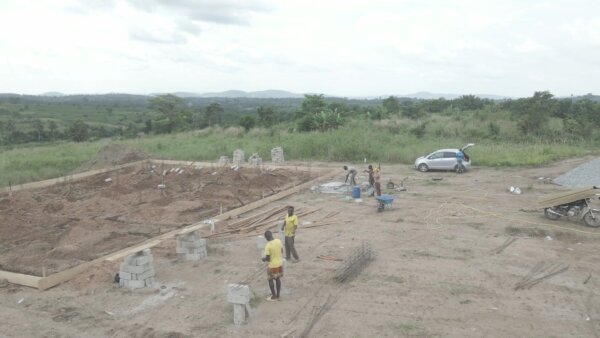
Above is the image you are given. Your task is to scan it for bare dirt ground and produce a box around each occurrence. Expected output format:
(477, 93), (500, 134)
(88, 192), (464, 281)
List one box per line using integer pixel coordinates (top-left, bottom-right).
(0, 164), (314, 275)
(1, 157), (600, 338)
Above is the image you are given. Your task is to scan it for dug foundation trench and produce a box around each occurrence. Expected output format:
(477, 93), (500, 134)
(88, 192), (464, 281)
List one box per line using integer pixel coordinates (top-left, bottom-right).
(0, 159), (337, 290)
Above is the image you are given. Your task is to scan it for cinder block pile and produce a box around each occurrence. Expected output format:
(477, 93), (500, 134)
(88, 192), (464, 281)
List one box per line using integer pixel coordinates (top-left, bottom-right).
(233, 149), (245, 166)
(218, 156), (230, 166)
(176, 231), (207, 261)
(119, 249), (155, 289)
(271, 146), (284, 163)
(248, 153), (262, 166)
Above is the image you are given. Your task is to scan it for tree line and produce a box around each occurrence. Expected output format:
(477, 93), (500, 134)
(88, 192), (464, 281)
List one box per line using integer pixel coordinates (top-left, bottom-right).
(1, 91), (599, 145)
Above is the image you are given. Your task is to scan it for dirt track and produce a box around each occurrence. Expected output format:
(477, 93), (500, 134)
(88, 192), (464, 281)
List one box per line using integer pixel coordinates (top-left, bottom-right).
(1, 157), (599, 337)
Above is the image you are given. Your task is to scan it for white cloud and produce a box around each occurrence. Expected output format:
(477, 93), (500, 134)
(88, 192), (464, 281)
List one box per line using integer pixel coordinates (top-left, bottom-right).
(0, 0), (599, 96)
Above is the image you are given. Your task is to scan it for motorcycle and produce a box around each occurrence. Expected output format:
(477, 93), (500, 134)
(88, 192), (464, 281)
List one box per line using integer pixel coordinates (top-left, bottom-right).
(540, 186), (600, 227)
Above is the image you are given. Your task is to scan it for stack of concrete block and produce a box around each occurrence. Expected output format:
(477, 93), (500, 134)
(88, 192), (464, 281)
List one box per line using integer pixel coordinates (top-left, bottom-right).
(248, 153), (262, 166)
(176, 231), (207, 261)
(218, 156), (230, 166)
(227, 283), (251, 325)
(271, 147), (284, 163)
(232, 149), (245, 167)
(119, 249), (155, 289)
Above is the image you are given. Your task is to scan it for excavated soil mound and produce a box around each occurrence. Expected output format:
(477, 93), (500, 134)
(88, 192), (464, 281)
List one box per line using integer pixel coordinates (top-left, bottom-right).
(76, 143), (149, 173)
(0, 165), (314, 276)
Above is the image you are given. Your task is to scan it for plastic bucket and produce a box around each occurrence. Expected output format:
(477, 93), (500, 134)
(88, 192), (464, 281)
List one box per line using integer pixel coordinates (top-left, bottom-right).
(352, 186), (361, 199)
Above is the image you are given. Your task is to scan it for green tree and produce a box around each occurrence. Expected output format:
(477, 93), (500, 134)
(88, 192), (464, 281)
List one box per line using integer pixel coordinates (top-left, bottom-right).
(297, 94), (327, 119)
(514, 91), (558, 134)
(239, 115), (256, 131)
(205, 103), (224, 127)
(382, 96), (400, 114)
(48, 120), (58, 140)
(149, 94), (190, 132)
(257, 106), (278, 127)
(68, 120), (89, 142)
(453, 95), (486, 110)
(32, 119), (44, 141)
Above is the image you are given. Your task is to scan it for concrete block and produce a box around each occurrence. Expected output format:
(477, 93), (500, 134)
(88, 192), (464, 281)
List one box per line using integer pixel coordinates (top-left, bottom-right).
(144, 277), (155, 287)
(141, 248), (151, 256)
(233, 303), (248, 325)
(227, 284), (250, 304)
(137, 268), (155, 281)
(256, 235), (267, 250)
(118, 271), (132, 280)
(126, 279), (146, 289)
(120, 263), (152, 274)
(135, 255), (153, 266)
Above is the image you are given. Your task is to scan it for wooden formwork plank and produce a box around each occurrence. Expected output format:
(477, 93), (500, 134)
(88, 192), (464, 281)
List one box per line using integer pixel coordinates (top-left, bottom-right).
(538, 187), (597, 208)
(35, 168), (337, 290)
(0, 270), (41, 289)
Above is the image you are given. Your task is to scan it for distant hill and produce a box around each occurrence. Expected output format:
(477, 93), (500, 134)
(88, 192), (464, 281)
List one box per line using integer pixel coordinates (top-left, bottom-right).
(173, 90), (305, 99)
(397, 91), (511, 100)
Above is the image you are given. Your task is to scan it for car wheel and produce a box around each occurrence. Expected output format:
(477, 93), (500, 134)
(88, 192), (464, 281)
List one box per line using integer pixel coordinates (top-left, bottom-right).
(454, 164), (464, 174)
(418, 164), (429, 172)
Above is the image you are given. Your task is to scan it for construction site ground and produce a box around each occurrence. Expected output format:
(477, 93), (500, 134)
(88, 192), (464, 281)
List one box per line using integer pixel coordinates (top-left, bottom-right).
(1, 157), (600, 337)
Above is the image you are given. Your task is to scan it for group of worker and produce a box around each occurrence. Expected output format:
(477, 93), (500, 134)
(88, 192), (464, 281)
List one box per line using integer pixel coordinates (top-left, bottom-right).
(343, 164), (382, 196)
(262, 205), (298, 301)
(261, 164), (385, 302)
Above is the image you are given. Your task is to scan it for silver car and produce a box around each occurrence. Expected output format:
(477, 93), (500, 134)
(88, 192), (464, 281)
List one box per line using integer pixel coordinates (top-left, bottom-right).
(414, 143), (474, 172)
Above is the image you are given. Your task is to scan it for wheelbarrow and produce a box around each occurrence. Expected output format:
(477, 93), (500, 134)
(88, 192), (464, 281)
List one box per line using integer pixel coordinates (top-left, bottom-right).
(375, 194), (394, 212)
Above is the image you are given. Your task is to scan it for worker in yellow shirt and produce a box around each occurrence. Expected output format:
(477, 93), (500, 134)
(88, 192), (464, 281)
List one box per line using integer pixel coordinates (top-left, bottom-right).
(262, 230), (283, 301)
(284, 206), (300, 262)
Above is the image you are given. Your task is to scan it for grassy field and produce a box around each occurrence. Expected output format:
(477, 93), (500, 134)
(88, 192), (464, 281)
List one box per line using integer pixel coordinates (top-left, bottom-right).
(2, 117), (598, 187)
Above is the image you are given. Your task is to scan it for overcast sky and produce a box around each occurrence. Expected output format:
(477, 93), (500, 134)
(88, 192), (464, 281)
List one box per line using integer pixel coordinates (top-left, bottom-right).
(0, 0), (599, 97)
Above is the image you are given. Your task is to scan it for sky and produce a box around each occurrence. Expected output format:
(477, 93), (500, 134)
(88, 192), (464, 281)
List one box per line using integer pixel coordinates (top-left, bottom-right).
(0, 0), (599, 97)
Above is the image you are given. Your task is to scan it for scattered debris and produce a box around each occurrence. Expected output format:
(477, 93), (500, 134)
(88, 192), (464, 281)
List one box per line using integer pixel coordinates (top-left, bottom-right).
(493, 237), (517, 254)
(432, 177), (443, 181)
(583, 273), (592, 284)
(545, 236), (553, 241)
(514, 262), (569, 290)
(317, 255), (343, 261)
(509, 186), (522, 194)
(0, 278), (9, 288)
(104, 178), (112, 183)
(248, 153), (262, 166)
(218, 156), (230, 166)
(17, 298), (24, 304)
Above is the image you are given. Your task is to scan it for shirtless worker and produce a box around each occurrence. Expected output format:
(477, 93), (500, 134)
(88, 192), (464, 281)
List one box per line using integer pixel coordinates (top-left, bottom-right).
(262, 230), (283, 301)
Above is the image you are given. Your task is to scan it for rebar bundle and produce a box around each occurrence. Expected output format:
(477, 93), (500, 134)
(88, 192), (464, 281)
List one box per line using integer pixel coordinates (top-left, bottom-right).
(334, 243), (374, 283)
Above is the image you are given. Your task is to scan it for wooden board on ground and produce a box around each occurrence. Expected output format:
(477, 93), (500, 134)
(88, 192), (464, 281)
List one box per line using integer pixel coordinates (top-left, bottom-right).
(537, 187), (597, 208)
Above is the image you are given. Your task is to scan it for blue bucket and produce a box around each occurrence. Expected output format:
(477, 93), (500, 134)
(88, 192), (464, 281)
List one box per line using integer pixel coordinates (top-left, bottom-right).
(352, 186), (361, 199)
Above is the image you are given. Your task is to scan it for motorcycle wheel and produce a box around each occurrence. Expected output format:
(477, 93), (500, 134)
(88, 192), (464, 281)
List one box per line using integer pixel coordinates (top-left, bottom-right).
(583, 211), (600, 227)
(544, 208), (560, 220)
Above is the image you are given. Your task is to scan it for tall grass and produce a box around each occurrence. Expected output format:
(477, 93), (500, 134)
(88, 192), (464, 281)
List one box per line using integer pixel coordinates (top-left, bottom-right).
(2, 115), (599, 187)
